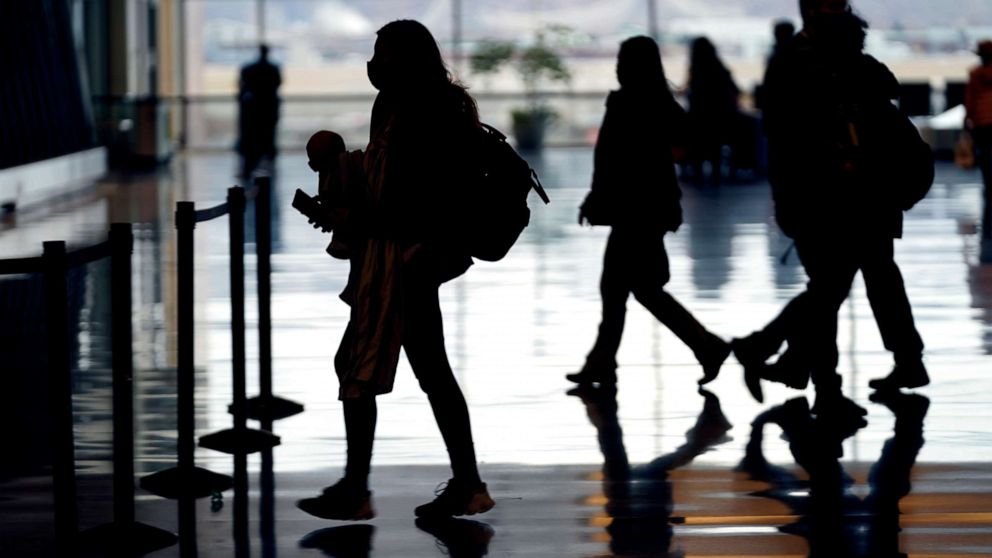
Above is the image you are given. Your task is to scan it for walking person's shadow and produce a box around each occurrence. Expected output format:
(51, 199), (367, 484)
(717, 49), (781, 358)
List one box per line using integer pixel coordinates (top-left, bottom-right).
(569, 386), (732, 556)
(736, 390), (928, 557)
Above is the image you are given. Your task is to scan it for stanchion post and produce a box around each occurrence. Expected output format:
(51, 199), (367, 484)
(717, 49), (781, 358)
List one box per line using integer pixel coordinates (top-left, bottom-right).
(176, 202), (196, 474)
(245, 176), (303, 421)
(200, 187), (280, 454)
(43, 241), (77, 557)
(80, 223), (177, 554)
(229, 187), (247, 431)
(140, 203), (233, 499)
(109, 222), (136, 525)
(257, 177), (273, 402)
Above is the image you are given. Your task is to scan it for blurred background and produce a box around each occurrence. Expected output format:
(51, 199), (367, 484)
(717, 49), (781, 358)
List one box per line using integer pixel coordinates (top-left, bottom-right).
(3, 0), (989, 171)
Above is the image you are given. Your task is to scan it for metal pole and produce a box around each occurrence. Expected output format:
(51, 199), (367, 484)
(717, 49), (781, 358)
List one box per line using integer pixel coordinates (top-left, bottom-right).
(176, 201), (196, 474)
(179, 0), (188, 147)
(228, 187), (247, 432)
(43, 240), (77, 557)
(109, 223), (136, 525)
(246, 176), (302, 421)
(451, 0), (463, 77)
(647, 0), (659, 42)
(256, 177), (272, 401)
(256, 0), (265, 45)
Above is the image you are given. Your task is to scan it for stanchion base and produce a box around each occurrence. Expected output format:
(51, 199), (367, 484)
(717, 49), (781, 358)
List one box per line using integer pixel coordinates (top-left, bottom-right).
(241, 395), (305, 421)
(199, 427), (281, 455)
(80, 520), (177, 555)
(139, 466), (234, 499)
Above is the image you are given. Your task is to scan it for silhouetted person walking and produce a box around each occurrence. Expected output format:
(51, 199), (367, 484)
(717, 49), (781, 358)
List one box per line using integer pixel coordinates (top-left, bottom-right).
(297, 20), (494, 521)
(238, 44), (281, 179)
(733, 3), (929, 413)
(569, 36), (730, 389)
(966, 39), (992, 263)
(686, 37), (740, 185)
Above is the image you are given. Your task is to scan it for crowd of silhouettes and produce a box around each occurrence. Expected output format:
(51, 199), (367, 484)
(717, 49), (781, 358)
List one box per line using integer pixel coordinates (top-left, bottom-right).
(280, 0), (962, 545)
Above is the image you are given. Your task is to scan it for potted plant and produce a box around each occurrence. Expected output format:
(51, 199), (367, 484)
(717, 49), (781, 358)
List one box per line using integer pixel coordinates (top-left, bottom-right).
(470, 27), (572, 151)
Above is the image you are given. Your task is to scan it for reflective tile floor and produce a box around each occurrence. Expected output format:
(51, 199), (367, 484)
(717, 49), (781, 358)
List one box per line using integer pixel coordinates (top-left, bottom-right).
(2, 149), (992, 557)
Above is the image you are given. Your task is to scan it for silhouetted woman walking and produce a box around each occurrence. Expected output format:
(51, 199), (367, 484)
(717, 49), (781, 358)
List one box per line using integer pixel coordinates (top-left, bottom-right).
(570, 36), (730, 389)
(297, 19), (493, 520)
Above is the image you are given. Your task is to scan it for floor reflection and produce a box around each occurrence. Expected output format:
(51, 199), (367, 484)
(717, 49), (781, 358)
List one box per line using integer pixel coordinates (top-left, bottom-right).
(571, 386), (731, 557)
(738, 391), (927, 558)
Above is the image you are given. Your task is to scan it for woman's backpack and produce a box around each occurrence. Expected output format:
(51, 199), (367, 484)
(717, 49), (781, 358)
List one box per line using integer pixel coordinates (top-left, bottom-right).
(464, 123), (550, 262)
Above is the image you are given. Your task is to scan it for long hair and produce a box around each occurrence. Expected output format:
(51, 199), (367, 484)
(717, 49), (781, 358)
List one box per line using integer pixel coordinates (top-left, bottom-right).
(375, 20), (479, 123)
(688, 37), (736, 98)
(616, 36), (676, 103)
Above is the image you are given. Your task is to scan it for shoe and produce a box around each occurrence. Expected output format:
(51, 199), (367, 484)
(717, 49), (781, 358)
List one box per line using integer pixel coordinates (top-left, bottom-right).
(297, 480), (375, 521)
(697, 336), (732, 385)
(763, 356), (810, 390)
(732, 337), (769, 403)
(565, 367), (617, 388)
(415, 478), (495, 518)
(868, 361), (930, 391)
(743, 362), (765, 403)
(730, 333), (777, 369)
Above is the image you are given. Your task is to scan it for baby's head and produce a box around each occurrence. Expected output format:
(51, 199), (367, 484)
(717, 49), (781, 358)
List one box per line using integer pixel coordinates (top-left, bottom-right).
(307, 130), (346, 172)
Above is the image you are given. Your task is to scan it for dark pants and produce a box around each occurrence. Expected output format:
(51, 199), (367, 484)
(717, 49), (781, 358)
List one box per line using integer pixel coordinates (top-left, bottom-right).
(973, 126), (992, 242)
(789, 234), (924, 389)
(586, 228), (712, 371)
(337, 274), (480, 489)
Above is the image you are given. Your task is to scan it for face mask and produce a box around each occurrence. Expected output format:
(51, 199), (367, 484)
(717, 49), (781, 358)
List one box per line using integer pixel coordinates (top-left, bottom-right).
(367, 59), (387, 91)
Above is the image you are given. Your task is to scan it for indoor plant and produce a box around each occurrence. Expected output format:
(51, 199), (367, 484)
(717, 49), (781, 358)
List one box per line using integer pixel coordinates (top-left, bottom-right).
(470, 27), (572, 151)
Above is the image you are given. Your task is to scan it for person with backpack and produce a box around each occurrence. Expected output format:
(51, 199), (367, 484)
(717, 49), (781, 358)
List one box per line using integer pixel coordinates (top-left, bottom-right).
(567, 36), (731, 390)
(733, 3), (931, 413)
(296, 19), (494, 521)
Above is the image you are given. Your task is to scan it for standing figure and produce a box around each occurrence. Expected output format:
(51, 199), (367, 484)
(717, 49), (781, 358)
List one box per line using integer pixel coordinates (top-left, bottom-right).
(297, 20), (493, 521)
(755, 20), (796, 113)
(734, 2), (928, 413)
(568, 36), (731, 389)
(238, 44), (281, 179)
(966, 39), (992, 263)
(686, 37), (741, 185)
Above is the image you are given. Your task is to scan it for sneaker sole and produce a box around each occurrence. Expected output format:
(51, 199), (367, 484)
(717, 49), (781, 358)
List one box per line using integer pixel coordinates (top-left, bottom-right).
(296, 499), (376, 521)
(460, 494), (495, 516)
(869, 378), (930, 391)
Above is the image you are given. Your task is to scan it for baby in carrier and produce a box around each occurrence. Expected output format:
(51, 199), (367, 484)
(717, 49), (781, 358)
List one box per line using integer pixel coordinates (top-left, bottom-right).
(302, 130), (365, 259)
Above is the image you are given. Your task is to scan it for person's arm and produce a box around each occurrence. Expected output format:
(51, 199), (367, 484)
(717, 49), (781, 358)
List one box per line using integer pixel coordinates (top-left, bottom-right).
(580, 93), (620, 225)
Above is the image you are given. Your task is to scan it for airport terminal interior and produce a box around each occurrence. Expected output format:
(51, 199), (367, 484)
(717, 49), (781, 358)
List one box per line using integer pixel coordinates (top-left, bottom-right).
(2, 1), (992, 557)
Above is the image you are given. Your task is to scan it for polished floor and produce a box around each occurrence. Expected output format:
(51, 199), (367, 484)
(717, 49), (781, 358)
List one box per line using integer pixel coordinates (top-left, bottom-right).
(2, 149), (992, 557)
